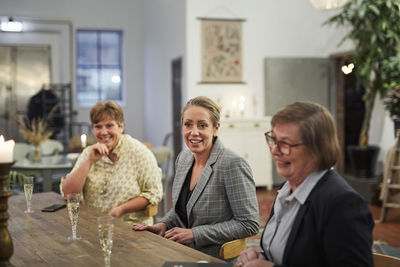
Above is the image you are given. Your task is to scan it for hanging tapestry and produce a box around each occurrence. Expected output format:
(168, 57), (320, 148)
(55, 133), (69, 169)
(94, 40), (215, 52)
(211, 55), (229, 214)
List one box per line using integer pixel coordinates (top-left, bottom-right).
(201, 18), (243, 83)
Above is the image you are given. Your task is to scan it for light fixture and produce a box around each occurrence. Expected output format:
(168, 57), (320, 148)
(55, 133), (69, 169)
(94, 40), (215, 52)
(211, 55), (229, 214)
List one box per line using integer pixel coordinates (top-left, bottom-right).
(310, 0), (348, 10)
(1, 17), (23, 32)
(342, 63), (354, 75)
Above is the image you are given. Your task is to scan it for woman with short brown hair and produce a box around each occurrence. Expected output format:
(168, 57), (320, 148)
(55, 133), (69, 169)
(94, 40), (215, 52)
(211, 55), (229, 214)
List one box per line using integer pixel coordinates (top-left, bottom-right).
(62, 101), (162, 225)
(236, 101), (374, 267)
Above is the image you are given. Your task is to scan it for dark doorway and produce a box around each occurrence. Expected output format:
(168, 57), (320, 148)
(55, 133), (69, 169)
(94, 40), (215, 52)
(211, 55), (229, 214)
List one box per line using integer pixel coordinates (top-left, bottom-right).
(336, 56), (365, 175)
(171, 57), (183, 167)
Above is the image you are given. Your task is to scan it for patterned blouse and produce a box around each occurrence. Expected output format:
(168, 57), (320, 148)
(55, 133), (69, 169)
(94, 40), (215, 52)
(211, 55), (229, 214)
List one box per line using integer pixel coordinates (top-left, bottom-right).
(70, 134), (162, 225)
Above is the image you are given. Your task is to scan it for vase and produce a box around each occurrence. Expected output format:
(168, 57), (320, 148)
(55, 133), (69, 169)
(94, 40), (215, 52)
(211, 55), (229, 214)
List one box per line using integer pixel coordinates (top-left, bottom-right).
(32, 145), (41, 163)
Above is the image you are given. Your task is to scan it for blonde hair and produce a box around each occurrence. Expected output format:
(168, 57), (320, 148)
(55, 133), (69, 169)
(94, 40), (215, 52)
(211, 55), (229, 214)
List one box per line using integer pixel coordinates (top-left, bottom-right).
(181, 96), (221, 127)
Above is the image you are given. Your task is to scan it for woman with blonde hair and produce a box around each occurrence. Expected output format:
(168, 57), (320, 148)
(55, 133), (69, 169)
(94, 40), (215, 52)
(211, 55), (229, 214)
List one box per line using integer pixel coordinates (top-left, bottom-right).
(133, 96), (259, 258)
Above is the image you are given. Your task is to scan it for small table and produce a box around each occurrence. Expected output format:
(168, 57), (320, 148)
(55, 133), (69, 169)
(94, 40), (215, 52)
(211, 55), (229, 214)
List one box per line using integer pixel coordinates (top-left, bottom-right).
(12, 156), (73, 192)
(8, 192), (225, 266)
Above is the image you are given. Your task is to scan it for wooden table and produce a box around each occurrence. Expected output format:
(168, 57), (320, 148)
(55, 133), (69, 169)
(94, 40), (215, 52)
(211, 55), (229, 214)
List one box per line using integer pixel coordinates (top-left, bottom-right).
(8, 192), (226, 266)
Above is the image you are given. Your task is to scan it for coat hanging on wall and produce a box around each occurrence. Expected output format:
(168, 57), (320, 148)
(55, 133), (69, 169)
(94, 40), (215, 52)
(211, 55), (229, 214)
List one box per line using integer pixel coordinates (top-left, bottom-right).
(198, 17), (245, 84)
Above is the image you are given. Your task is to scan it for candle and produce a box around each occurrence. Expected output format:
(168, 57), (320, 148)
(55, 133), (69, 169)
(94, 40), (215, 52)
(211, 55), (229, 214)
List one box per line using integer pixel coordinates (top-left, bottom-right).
(0, 135), (15, 163)
(81, 134), (87, 148)
(239, 102), (245, 117)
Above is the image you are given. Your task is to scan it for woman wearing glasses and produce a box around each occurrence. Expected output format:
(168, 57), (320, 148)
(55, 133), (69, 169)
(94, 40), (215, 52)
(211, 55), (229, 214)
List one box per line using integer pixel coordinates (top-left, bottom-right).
(235, 102), (374, 267)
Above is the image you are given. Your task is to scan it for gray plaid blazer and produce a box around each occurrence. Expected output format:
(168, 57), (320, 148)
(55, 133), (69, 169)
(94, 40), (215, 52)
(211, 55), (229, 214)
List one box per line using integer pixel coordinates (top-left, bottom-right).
(160, 138), (259, 258)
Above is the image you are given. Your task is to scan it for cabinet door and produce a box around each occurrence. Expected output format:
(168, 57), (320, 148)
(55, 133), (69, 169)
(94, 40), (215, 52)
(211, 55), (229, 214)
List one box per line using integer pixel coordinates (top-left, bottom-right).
(219, 119), (273, 189)
(244, 121), (272, 189)
(218, 122), (246, 159)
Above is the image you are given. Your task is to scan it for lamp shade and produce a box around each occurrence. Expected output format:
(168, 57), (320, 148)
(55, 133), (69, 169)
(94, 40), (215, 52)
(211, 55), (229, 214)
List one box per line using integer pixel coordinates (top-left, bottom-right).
(310, 0), (347, 9)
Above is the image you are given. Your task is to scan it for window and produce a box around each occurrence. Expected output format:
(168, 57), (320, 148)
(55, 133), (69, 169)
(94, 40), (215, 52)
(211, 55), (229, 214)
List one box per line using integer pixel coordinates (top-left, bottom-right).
(76, 30), (123, 106)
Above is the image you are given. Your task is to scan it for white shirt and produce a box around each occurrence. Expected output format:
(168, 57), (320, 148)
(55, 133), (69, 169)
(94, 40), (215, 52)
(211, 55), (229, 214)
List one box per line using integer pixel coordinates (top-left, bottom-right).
(262, 170), (327, 264)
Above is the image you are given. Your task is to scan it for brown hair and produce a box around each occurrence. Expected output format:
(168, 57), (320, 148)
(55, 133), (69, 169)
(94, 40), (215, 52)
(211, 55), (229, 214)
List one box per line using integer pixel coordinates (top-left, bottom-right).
(271, 101), (340, 170)
(181, 96), (221, 127)
(90, 101), (124, 125)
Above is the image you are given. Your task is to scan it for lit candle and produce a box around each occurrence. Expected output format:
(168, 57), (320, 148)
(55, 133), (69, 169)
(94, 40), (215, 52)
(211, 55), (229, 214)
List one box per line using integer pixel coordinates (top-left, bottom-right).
(239, 102), (245, 117)
(81, 134), (87, 148)
(0, 135), (15, 163)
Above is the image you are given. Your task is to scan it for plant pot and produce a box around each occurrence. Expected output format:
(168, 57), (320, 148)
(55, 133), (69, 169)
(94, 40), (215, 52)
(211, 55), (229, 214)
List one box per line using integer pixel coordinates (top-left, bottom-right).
(347, 145), (380, 178)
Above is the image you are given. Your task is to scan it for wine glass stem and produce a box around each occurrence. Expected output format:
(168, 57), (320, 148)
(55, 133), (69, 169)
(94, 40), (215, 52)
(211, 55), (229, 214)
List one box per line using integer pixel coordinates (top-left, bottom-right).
(104, 253), (111, 267)
(27, 201), (31, 212)
(72, 225), (77, 239)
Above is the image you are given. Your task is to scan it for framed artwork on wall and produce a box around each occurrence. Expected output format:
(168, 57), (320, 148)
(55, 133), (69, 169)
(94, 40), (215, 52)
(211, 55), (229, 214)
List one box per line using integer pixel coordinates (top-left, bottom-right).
(199, 18), (245, 84)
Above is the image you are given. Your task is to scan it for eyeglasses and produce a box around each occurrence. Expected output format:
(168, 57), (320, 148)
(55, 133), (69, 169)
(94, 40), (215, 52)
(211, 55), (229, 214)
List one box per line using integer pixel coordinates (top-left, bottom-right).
(264, 131), (304, 155)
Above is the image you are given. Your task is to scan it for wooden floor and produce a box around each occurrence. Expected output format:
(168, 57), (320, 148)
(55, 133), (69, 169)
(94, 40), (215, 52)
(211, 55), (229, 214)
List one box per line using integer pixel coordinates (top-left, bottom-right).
(256, 187), (400, 249)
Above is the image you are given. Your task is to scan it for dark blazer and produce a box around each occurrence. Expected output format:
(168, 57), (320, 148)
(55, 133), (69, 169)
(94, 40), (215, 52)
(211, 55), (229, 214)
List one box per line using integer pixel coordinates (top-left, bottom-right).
(160, 138), (260, 258)
(261, 170), (374, 267)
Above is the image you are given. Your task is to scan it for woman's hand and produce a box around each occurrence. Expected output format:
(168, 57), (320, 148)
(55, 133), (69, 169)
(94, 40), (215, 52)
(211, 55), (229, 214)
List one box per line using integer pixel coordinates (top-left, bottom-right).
(164, 227), (194, 244)
(88, 143), (110, 162)
(132, 222), (167, 236)
(235, 248), (273, 267)
(109, 206), (124, 218)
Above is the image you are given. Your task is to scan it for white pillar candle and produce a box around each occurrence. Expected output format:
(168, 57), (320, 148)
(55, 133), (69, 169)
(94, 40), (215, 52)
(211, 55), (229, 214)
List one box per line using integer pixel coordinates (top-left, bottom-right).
(238, 102), (245, 117)
(0, 135), (15, 163)
(81, 134), (87, 148)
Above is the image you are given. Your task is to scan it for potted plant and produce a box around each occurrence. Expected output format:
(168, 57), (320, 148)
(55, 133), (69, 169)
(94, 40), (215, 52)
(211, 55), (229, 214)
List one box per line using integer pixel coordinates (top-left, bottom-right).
(326, 0), (400, 177)
(382, 55), (400, 136)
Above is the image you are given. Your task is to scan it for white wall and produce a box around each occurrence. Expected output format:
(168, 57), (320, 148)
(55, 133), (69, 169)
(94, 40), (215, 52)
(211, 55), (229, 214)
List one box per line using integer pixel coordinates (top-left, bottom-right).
(1, 0), (395, 155)
(0, 0), (146, 140)
(185, 0), (349, 119)
(142, 0), (186, 146)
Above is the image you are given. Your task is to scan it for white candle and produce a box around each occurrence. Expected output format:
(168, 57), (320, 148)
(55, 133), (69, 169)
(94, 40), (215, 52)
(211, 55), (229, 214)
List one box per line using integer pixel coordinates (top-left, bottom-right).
(0, 135), (15, 163)
(81, 134), (87, 148)
(239, 102), (245, 117)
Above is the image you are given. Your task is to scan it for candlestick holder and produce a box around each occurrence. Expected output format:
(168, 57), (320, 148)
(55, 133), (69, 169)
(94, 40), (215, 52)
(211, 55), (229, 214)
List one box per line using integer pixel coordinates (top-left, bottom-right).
(0, 161), (15, 266)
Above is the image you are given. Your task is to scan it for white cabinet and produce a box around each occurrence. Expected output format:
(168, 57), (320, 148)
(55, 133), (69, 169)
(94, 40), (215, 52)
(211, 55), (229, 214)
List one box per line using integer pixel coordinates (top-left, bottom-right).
(218, 117), (273, 189)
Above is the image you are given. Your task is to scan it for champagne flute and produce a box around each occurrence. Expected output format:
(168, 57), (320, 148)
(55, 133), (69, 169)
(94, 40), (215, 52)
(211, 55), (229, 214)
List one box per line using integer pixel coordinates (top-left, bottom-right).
(23, 176), (34, 213)
(97, 216), (114, 267)
(67, 193), (81, 240)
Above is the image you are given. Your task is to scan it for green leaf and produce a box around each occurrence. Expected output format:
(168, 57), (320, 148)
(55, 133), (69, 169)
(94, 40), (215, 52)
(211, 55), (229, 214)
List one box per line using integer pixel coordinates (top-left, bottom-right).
(368, 5), (380, 16)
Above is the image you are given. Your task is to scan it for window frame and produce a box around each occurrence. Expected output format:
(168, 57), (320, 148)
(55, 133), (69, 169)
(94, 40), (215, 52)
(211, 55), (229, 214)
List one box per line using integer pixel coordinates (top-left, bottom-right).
(76, 29), (124, 107)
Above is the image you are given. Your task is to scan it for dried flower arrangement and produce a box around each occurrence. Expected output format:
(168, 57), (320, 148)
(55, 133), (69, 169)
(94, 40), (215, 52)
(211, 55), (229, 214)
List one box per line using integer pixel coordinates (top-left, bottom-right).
(15, 115), (53, 147)
(14, 105), (57, 161)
